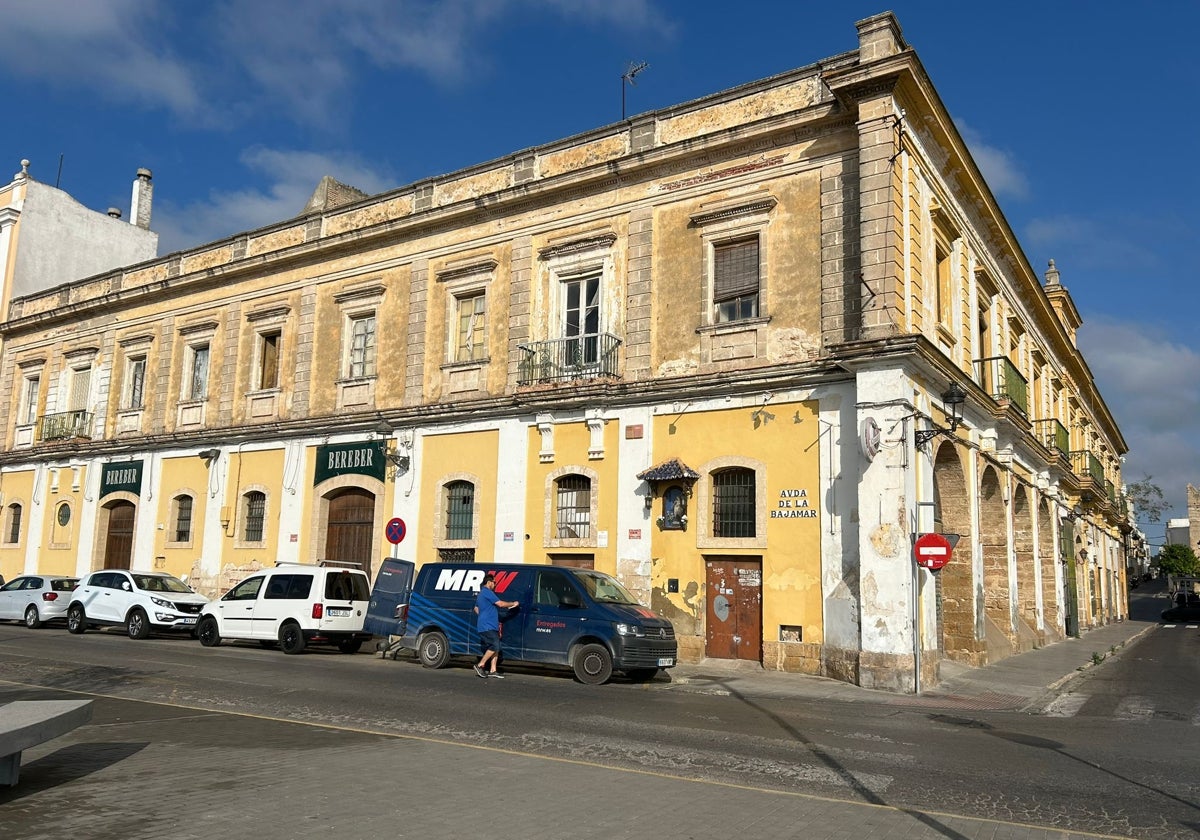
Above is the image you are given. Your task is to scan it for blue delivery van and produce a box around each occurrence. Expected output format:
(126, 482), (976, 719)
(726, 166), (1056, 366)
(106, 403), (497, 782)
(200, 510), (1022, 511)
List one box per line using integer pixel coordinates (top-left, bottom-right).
(366, 560), (677, 684)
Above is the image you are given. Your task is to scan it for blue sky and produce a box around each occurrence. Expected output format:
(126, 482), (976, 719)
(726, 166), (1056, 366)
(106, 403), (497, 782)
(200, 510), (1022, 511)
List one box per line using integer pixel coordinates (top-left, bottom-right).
(2, 1), (1197, 534)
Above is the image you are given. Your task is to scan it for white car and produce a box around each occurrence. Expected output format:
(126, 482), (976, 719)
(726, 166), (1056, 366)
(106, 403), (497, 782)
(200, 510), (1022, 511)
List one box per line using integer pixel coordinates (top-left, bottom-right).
(197, 563), (372, 654)
(0, 575), (79, 628)
(67, 570), (208, 639)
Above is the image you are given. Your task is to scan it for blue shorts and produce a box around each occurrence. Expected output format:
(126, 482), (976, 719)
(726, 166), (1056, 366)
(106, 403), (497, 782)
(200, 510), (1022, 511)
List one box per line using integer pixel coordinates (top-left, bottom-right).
(479, 630), (501, 653)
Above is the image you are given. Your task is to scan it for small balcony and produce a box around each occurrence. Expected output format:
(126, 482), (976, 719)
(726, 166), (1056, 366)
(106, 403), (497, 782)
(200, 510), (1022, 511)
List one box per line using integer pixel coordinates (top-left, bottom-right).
(38, 410), (93, 442)
(1070, 450), (1105, 485)
(518, 333), (621, 386)
(973, 356), (1028, 416)
(1034, 418), (1069, 453)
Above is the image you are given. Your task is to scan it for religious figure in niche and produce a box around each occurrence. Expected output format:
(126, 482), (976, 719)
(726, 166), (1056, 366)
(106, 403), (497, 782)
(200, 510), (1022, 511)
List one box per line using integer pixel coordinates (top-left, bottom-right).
(658, 485), (688, 530)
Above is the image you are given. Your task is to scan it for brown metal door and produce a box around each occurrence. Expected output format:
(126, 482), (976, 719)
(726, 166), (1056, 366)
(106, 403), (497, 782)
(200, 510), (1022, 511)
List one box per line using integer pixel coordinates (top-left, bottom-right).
(325, 489), (375, 577)
(103, 501), (136, 570)
(705, 557), (763, 661)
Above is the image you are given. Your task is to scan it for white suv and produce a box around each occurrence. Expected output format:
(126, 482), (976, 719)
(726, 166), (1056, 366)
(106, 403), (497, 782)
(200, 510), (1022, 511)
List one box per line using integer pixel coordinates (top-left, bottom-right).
(196, 563), (372, 654)
(67, 570), (208, 639)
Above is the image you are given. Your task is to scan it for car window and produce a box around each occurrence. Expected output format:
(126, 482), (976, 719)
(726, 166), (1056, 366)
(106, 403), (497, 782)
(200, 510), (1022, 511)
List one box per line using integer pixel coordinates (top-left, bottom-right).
(324, 572), (369, 601)
(51, 578), (78, 592)
(0, 578), (25, 592)
(26, 577), (44, 590)
(535, 571), (577, 607)
(225, 577), (264, 601)
(264, 574), (313, 600)
(133, 574), (192, 593)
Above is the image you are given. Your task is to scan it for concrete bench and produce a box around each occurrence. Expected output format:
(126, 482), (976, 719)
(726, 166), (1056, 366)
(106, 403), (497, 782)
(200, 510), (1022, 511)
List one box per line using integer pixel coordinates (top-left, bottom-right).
(0, 699), (94, 786)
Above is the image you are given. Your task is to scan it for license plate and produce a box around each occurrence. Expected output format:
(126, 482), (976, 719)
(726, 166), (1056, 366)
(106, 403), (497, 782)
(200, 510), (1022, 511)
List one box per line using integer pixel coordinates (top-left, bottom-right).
(327, 608), (351, 617)
(658, 657), (675, 667)
(180, 617), (197, 625)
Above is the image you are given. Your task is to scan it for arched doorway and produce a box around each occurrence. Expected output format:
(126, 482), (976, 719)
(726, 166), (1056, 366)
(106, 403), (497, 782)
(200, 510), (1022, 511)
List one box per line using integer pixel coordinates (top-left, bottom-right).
(103, 500), (136, 570)
(324, 488), (376, 578)
(1037, 497), (1061, 641)
(1012, 486), (1038, 646)
(979, 465), (1013, 653)
(932, 442), (981, 665)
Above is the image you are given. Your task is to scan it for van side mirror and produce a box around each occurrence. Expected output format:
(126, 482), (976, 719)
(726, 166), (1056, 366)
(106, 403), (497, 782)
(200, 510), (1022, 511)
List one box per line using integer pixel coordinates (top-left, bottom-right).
(122, 581), (132, 591)
(559, 592), (582, 609)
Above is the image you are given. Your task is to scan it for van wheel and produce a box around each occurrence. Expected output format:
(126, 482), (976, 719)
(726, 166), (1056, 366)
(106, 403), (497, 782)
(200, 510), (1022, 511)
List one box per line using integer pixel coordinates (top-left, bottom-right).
(127, 608), (151, 640)
(337, 637), (363, 655)
(573, 643), (613, 685)
(197, 616), (221, 647)
(280, 622), (306, 655)
(626, 668), (659, 682)
(24, 605), (42, 629)
(67, 604), (87, 634)
(418, 631), (449, 668)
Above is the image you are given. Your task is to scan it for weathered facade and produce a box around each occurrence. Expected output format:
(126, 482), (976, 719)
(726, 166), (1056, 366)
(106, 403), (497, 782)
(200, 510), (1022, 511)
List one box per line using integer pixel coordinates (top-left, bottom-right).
(0, 13), (1131, 692)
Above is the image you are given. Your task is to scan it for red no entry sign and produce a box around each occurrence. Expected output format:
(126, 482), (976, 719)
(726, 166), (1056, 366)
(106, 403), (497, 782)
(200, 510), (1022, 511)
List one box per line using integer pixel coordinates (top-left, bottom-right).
(913, 532), (952, 570)
(385, 517), (407, 545)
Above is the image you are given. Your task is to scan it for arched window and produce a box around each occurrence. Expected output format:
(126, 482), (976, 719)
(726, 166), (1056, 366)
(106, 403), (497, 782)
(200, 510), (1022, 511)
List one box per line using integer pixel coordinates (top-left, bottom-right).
(556, 474), (591, 539)
(4, 503), (23, 544)
(173, 494), (194, 543)
(712, 468), (755, 538)
(243, 491), (266, 542)
(444, 480), (475, 540)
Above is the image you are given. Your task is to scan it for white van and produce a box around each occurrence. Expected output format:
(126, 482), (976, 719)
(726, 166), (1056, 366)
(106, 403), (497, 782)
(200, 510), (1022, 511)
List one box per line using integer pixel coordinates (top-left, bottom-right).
(196, 563), (372, 654)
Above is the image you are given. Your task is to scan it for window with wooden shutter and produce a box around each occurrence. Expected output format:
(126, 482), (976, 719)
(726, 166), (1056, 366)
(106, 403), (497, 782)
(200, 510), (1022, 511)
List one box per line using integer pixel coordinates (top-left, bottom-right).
(713, 237), (759, 323)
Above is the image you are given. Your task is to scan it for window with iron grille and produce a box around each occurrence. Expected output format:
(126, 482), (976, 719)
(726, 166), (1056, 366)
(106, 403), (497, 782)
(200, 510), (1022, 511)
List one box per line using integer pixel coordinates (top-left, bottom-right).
(712, 468), (755, 537)
(5, 503), (22, 544)
(438, 548), (476, 563)
(347, 314), (376, 378)
(713, 237), (759, 323)
(243, 491), (266, 542)
(444, 480), (475, 540)
(556, 474), (591, 539)
(173, 494), (193, 542)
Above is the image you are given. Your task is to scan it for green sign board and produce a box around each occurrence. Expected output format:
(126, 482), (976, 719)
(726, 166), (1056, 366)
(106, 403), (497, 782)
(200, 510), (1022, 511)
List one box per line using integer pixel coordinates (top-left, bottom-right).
(101, 460), (144, 497)
(314, 441), (386, 485)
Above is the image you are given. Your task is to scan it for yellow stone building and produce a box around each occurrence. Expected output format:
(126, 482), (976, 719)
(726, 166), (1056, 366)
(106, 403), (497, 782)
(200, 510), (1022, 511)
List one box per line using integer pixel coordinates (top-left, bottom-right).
(0, 13), (1131, 692)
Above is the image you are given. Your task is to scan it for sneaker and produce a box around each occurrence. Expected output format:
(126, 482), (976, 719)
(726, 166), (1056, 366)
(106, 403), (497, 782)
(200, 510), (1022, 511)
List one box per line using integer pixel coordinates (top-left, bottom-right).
(488, 671), (505, 679)
(474, 664), (487, 679)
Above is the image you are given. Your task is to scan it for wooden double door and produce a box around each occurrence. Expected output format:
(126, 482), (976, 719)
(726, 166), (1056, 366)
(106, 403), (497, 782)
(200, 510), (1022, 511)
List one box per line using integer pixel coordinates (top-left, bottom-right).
(705, 557), (762, 661)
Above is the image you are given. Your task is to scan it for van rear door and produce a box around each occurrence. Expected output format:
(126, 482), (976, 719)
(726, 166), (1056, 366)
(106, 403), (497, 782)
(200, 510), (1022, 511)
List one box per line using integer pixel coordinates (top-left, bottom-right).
(365, 559), (415, 637)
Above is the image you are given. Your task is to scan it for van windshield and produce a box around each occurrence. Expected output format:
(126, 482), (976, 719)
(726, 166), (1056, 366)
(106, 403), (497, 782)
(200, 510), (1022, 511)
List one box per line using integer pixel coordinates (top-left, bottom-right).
(573, 570), (640, 605)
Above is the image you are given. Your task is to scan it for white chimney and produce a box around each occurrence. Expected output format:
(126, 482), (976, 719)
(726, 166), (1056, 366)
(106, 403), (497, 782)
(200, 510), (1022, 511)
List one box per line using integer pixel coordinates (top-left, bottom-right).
(131, 168), (153, 230)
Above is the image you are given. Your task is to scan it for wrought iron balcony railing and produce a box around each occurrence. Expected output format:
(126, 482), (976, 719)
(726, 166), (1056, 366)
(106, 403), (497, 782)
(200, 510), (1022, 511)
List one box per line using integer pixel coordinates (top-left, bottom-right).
(38, 410), (93, 442)
(1034, 418), (1069, 453)
(1070, 450), (1105, 484)
(517, 333), (621, 386)
(973, 356), (1028, 416)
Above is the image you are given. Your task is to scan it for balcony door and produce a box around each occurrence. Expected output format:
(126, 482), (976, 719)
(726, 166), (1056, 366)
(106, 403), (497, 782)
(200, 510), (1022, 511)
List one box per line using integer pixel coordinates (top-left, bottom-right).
(562, 274), (600, 367)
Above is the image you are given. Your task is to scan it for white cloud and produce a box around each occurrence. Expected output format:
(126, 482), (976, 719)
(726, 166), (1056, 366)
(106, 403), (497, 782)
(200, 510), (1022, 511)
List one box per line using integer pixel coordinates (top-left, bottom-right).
(0, 0), (203, 117)
(1077, 314), (1200, 523)
(954, 118), (1029, 200)
(152, 147), (395, 254)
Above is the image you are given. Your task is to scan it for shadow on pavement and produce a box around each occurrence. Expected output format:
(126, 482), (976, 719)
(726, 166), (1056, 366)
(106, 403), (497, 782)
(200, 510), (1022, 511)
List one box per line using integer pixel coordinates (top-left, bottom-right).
(0, 742), (147, 804)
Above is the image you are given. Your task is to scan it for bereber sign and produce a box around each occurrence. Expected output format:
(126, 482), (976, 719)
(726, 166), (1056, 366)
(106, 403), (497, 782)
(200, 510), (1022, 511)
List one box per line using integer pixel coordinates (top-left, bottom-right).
(913, 532), (953, 571)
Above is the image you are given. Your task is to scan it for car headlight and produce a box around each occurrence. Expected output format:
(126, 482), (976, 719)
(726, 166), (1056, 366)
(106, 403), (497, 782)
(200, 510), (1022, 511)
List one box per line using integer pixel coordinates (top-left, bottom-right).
(615, 623), (644, 637)
(151, 597), (174, 608)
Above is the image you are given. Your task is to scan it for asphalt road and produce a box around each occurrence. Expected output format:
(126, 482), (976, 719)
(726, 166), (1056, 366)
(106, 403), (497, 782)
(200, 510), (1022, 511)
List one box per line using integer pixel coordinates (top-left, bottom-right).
(2, 607), (1198, 839)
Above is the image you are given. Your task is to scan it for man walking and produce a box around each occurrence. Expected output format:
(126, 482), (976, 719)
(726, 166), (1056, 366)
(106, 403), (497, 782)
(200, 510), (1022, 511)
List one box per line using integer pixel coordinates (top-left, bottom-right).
(475, 572), (519, 678)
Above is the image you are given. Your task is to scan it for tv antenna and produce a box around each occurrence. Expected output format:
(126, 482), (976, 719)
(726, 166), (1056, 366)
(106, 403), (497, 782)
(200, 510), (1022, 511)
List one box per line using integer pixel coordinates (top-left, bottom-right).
(621, 61), (649, 120)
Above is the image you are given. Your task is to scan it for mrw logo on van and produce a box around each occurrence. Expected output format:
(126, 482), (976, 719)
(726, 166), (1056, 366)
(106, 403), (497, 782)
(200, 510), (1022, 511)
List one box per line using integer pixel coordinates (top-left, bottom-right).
(434, 569), (518, 593)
